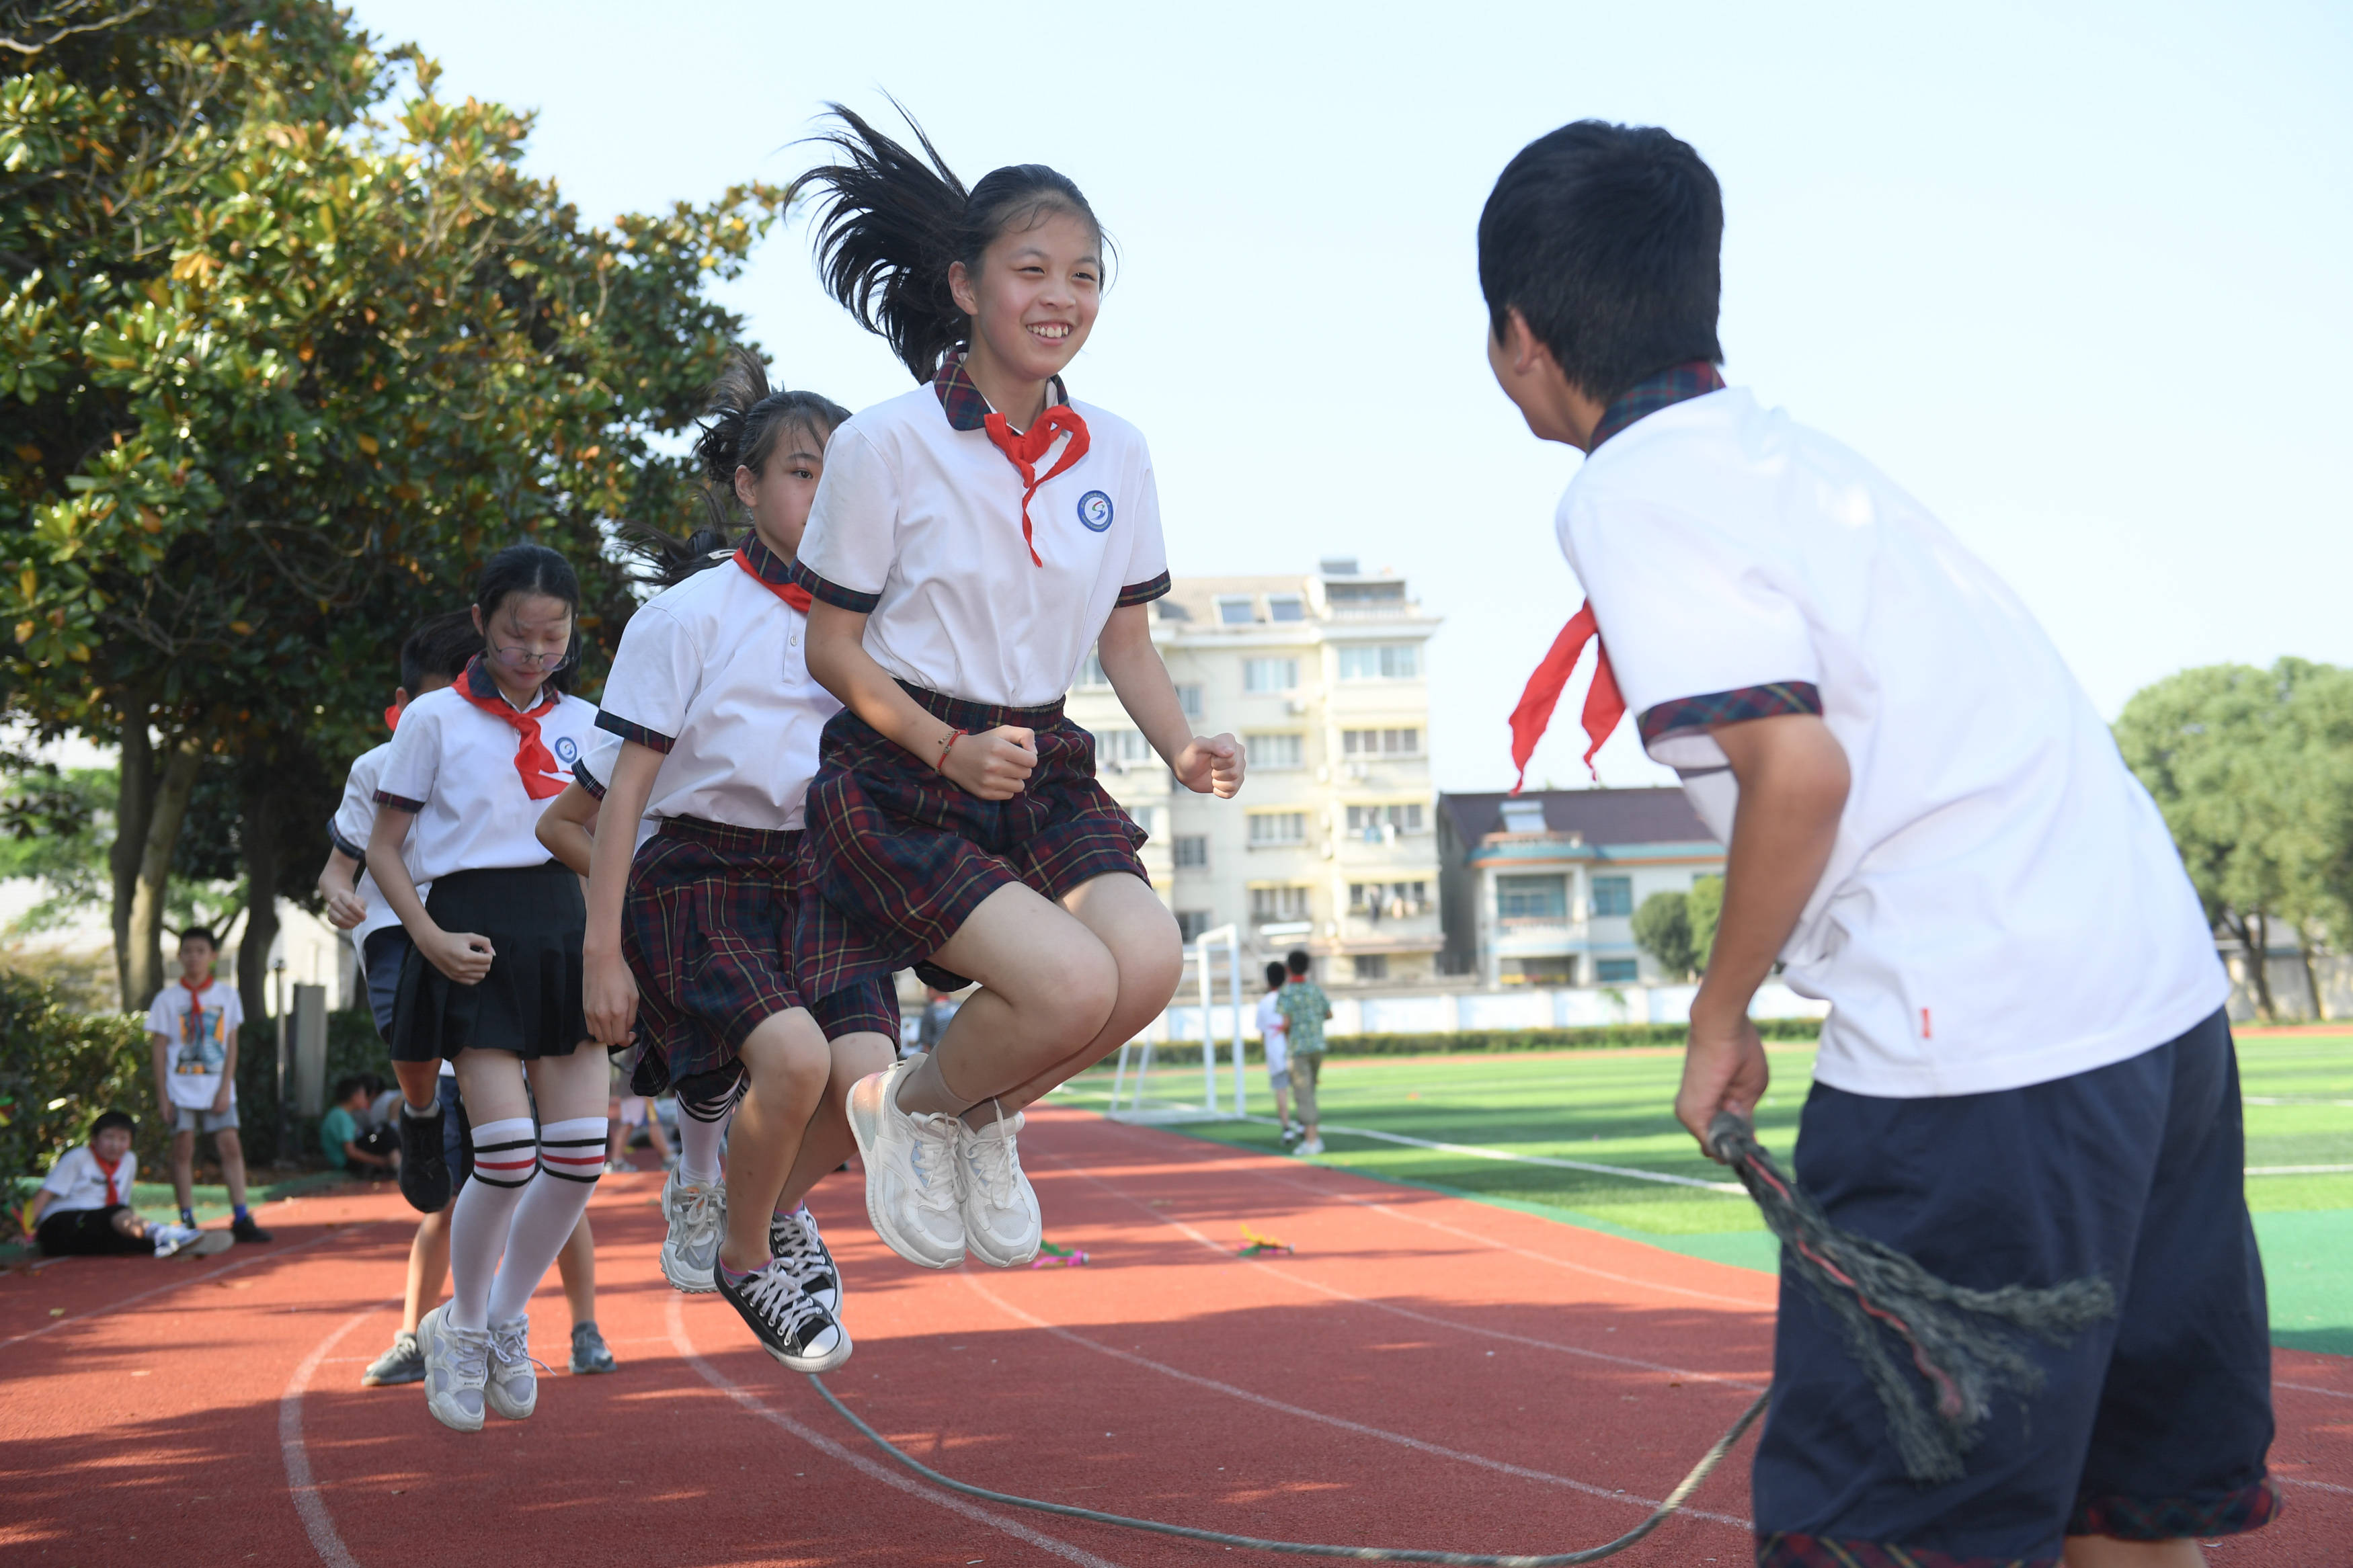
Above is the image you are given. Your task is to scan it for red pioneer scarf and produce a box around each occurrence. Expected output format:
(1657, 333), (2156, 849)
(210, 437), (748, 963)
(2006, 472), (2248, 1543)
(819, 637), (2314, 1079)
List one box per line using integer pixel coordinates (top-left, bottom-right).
(91, 1149), (125, 1205)
(454, 657), (569, 800)
(982, 405), (1091, 567)
(733, 545), (813, 613)
(1507, 601), (1625, 792)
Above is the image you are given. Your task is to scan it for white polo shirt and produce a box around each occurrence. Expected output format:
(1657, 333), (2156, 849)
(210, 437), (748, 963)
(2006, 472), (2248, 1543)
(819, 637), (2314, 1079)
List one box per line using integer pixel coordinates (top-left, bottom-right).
(798, 382), (1171, 709)
(329, 741), (429, 958)
(594, 544), (840, 831)
(1557, 386), (2227, 1100)
(42, 1145), (138, 1214)
(573, 731), (664, 851)
(373, 669), (599, 884)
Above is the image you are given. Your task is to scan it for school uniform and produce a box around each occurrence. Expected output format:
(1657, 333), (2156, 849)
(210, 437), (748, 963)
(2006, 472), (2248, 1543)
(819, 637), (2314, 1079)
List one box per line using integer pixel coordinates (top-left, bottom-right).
(592, 536), (898, 1100)
(790, 351), (1166, 995)
(146, 980), (243, 1132)
(35, 1146), (149, 1256)
(1544, 364), (2271, 1561)
(329, 739), (428, 1039)
(373, 658), (600, 1063)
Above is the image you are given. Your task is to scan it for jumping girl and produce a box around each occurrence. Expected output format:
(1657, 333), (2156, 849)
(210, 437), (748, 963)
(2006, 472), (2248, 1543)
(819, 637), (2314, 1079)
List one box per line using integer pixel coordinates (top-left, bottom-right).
(366, 544), (606, 1433)
(567, 350), (895, 1370)
(792, 108), (1244, 1273)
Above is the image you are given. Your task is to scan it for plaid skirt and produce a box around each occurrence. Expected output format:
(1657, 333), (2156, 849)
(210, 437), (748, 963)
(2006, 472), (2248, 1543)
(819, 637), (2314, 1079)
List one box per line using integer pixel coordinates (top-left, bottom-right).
(623, 815), (900, 1097)
(794, 682), (1150, 997)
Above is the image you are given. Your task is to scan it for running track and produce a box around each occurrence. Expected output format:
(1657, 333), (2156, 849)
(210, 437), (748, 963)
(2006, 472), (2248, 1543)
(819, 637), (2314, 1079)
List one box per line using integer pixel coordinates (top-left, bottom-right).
(3, 1108), (2346, 1566)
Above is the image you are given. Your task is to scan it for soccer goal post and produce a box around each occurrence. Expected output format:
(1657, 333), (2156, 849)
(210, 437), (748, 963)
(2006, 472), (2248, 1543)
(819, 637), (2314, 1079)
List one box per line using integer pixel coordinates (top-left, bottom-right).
(1105, 923), (1247, 1122)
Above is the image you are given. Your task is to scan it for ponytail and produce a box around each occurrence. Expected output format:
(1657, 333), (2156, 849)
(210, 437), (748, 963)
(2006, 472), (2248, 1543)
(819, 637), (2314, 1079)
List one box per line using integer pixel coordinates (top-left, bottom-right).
(799, 102), (1107, 382)
(623, 492), (742, 591)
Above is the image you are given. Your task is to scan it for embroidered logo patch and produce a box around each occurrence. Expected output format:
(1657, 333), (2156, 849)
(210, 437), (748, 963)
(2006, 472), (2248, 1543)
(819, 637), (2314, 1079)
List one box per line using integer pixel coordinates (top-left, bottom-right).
(553, 736), (580, 766)
(1077, 490), (1115, 532)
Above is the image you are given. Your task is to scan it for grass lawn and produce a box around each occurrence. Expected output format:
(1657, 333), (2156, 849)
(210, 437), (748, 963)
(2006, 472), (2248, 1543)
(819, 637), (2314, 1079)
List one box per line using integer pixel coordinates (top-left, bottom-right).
(1060, 1033), (2353, 1356)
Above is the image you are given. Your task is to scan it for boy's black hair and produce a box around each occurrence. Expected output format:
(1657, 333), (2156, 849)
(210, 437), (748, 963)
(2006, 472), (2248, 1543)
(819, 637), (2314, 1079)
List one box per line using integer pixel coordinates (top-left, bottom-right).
(89, 1109), (136, 1139)
(474, 544), (581, 691)
(801, 102), (1109, 382)
(1264, 960), (1287, 990)
(1477, 120), (1724, 406)
(179, 926), (218, 950)
(331, 1074), (368, 1106)
(1285, 949), (1311, 978)
(397, 608), (485, 692)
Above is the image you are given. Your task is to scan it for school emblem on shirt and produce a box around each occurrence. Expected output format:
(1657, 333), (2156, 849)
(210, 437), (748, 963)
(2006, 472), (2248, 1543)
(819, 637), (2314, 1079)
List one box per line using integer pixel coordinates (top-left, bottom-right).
(1077, 490), (1114, 532)
(554, 735), (580, 766)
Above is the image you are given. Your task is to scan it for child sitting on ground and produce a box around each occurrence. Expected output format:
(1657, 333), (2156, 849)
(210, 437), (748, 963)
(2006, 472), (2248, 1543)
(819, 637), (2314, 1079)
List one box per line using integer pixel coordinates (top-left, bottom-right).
(1273, 950), (1330, 1156)
(321, 1075), (403, 1179)
(1253, 961), (1295, 1144)
(28, 1112), (223, 1258)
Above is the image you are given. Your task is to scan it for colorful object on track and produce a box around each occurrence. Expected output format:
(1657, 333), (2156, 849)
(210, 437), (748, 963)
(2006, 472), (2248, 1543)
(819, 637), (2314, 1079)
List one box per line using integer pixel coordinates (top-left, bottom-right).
(1031, 1239), (1088, 1268)
(1238, 1224), (1293, 1257)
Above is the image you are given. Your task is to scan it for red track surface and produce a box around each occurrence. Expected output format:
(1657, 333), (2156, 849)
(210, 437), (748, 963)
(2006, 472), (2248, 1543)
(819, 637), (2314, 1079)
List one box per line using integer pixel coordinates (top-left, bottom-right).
(3, 1107), (2346, 1567)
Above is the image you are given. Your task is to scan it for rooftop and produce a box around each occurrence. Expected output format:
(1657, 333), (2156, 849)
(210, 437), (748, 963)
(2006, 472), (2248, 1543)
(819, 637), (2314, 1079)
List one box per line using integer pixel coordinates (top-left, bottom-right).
(1439, 788), (1716, 850)
(1154, 569), (1425, 629)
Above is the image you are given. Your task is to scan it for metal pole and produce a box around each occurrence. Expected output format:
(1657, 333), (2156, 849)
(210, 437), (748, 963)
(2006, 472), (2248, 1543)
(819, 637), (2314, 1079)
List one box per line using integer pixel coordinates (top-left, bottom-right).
(1198, 927), (1214, 1112)
(1228, 925), (1244, 1117)
(272, 956), (292, 1166)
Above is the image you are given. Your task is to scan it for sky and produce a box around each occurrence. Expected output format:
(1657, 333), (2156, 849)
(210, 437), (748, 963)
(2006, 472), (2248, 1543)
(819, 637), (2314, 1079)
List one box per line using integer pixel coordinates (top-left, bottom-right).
(346, 0), (2353, 794)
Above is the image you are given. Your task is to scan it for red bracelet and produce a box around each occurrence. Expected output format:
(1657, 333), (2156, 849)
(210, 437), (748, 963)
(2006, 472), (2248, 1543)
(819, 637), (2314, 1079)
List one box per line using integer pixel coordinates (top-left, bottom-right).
(935, 728), (966, 772)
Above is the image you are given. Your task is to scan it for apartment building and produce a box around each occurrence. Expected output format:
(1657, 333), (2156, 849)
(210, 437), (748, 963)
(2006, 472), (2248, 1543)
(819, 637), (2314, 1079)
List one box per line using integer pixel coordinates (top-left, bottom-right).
(1065, 559), (1442, 984)
(1436, 788), (1726, 988)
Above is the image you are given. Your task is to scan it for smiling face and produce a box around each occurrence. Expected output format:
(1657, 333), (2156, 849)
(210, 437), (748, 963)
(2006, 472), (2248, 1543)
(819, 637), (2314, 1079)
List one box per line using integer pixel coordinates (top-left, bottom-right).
(731, 425), (829, 559)
(949, 206), (1101, 386)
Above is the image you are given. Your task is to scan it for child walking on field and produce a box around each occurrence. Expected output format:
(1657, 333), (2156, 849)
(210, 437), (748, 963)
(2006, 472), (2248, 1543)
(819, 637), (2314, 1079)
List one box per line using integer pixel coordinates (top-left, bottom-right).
(1480, 120), (2273, 1567)
(791, 108), (1242, 1272)
(1273, 950), (1330, 1156)
(1254, 961), (1295, 1145)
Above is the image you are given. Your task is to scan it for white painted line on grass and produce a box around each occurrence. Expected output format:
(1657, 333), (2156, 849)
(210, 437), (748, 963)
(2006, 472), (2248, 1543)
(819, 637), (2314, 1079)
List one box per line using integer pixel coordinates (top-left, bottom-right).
(2244, 1096), (2353, 1107)
(1238, 1114), (1746, 1194)
(2245, 1165), (2353, 1175)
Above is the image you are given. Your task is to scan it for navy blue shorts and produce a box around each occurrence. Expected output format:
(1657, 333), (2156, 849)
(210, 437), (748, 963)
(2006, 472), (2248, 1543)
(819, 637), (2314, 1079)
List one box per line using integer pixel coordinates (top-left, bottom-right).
(1755, 1007), (2278, 1565)
(437, 1071), (471, 1188)
(364, 926), (409, 1040)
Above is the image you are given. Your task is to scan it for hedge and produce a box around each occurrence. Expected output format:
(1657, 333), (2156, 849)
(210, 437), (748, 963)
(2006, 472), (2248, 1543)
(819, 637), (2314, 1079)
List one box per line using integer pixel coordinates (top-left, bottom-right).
(1127, 1015), (1823, 1067)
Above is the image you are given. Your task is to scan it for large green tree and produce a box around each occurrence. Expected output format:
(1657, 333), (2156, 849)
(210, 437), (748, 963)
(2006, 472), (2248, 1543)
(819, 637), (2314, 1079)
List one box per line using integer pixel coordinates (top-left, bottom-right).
(0, 2), (785, 1015)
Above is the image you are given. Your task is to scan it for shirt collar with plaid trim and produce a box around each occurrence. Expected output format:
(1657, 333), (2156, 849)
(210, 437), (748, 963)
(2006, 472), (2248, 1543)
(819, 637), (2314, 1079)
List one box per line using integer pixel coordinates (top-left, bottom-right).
(1589, 360), (1726, 451)
(931, 346), (1070, 434)
(736, 532), (795, 587)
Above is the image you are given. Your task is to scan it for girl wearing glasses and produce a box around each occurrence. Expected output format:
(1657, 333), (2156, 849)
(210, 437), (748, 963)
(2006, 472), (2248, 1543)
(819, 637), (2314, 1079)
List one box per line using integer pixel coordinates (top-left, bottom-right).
(366, 544), (608, 1434)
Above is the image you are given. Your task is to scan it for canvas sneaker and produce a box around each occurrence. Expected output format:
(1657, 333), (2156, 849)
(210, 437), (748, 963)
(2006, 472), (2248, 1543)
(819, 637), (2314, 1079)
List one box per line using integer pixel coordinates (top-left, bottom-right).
(398, 1102), (452, 1214)
(1298, 1137), (1326, 1157)
(231, 1214), (273, 1244)
(484, 1315), (538, 1419)
(957, 1104), (1041, 1269)
(659, 1167), (726, 1293)
(844, 1061), (966, 1269)
(770, 1204), (841, 1315)
(362, 1330), (426, 1387)
(717, 1260), (851, 1373)
(418, 1304), (489, 1432)
(568, 1321), (616, 1374)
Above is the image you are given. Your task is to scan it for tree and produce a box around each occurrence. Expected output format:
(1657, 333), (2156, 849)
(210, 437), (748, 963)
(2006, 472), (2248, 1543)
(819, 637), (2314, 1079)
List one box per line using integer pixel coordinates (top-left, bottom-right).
(1631, 890), (1698, 981)
(1687, 874), (1724, 976)
(0, 3), (785, 1016)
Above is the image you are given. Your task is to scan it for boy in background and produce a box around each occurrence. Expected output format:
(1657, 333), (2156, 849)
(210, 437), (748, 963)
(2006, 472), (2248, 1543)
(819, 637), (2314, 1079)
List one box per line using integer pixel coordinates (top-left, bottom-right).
(1273, 950), (1330, 1156)
(28, 1110), (224, 1258)
(321, 1075), (402, 1179)
(145, 928), (270, 1243)
(1253, 960), (1296, 1145)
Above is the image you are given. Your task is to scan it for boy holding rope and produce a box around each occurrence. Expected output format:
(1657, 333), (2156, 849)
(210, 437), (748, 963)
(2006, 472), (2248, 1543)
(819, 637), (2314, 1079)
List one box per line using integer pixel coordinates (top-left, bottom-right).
(1480, 122), (2274, 1567)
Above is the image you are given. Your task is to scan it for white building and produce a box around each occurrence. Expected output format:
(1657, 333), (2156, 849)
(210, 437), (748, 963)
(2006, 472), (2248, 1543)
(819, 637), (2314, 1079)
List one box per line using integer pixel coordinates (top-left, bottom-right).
(1066, 559), (1443, 985)
(1436, 788), (1726, 989)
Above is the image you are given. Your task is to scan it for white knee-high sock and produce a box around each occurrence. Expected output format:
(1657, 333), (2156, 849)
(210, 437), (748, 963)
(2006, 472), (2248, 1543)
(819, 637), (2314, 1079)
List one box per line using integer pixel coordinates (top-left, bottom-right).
(485, 1117), (606, 1324)
(448, 1116), (536, 1331)
(676, 1079), (740, 1190)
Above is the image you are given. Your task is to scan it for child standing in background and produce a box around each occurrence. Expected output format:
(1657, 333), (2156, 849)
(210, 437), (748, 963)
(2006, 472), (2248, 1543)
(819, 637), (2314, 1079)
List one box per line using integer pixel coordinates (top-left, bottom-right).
(145, 928), (270, 1243)
(1273, 949), (1330, 1156)
(1254, 960), (1295, 1145)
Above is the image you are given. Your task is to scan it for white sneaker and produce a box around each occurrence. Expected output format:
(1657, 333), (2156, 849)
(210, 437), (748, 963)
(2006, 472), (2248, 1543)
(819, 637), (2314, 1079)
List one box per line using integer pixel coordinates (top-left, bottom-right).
(149, 1222), (200, 1257)
(419, 1304), (489, 1432)
(770, 1204), (841, 1315)
(957, 1104), (1041, 1268)
(844, 1061), (967, 1269)
(484, 1315), (537, 1420)
(1298, 1137), (1325, 1156)
(660, 1167), (726, 1293)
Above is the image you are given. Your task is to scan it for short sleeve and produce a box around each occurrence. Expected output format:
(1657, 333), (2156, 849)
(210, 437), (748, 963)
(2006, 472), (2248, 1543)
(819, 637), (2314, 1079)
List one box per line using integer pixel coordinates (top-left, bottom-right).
(1562, 495), (1824, 772)
(1115, 461), (1170, 608)
(596, 604), (698, 753)
(144, 992), (172, 1036)
(40, 1150), (81, 1197)
(795, 424), (895, 612)
(327, 753), (378, 859)
(373, 698), (443, 813)
(218, 987), (245, 1032)
(574, 732), (622, 800)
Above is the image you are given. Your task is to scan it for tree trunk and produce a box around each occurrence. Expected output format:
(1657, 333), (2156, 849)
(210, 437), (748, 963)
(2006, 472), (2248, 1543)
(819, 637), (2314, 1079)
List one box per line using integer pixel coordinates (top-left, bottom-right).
(110, 709), (155, 1009)
(122, 737), (202, 1014)
(2246, 908), (2276, 1022)
(237, 771), (280, 1030)
(2297, 923), (2328, 1023)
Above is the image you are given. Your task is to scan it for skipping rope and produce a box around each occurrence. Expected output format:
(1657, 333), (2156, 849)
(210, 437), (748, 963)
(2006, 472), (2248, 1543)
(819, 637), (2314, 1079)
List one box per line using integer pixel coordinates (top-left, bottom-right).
(807, 1113), (2116, 1561)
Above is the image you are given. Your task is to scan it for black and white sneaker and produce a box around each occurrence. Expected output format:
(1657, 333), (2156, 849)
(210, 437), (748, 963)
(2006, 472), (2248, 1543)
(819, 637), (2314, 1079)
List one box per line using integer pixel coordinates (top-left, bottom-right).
(769, 1204), (841, 1315)
(397, 1102), (452, 1214)
(717, 1259), (851, 1373)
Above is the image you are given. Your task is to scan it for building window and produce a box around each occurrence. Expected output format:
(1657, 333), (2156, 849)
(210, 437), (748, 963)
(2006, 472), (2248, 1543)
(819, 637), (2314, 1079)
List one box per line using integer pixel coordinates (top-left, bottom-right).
(1244, 657), (1299, 693)
(1338, 643), (1418, 680)
(1503, 956), (1577, 987)
(1175, 683), (1203, 719)
(1093, 728), (1151, 771)
(1499, 799), (1548, 833)
(1173, 834), (1209, 869)
(1267, 594), (1306, 623)
(1341, 727), (1420, 757)
(1176, 909), (1216, 943)
(1353, 954), (1388, 982)
(1218, 595), (1257, 626)
(1127, 804), (1156, 836)
(1591, 875), (1634, 917)
(1345, 802), (1424, 837)
(1245, 733), (1304, 770)
(1497, 874), (1568, 920)
(1249, 885), (1312, 923)
(1248, 812), (1307, 847)
(1595, 958), (1641, 984)
(1350, 880), (1429, 919)
(1076, 651), (1110, 689)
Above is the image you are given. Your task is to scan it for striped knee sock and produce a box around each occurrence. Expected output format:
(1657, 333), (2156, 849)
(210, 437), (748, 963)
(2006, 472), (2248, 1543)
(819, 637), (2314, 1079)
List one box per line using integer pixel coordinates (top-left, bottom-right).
(484, 1117), (606, 1324)
(448, 1116), (536, 1330)
(674, 1073), (741, 1190)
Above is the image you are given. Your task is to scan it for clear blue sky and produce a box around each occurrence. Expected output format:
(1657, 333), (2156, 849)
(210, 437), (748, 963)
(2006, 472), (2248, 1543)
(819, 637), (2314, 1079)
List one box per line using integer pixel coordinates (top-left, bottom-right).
(350, 0), (2353, 792)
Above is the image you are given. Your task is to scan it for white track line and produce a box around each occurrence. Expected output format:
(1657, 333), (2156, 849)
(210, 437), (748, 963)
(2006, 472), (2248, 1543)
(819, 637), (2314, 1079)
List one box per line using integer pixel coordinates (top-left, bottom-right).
(2277, 1475), (2353, 1497)
(1, 1219), (376, 1351)
(2278, 1380), (2353, 1401)
(1235, 1114), (1747, 1193)
(281, 1302), (391, 1568)
(961, 1274), (1751, 1534)
(665, 1296), (1129, 1568)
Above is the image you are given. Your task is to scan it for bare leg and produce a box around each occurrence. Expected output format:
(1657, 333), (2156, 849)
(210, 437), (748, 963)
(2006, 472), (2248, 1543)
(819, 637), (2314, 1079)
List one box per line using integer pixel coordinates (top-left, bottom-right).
(556, 1214), (596, 1330)
(110, 1208), (150, 1241)
(1273, 1085), (1291, 1128)
(606, 1098), (627, 1168)
(776, 1031), (895, 1212)
(645, 1114), (674, 1164)
(2063, 1539), (2206, 1567)
(214, 1128), (250, 1210)
(988, 874), (1182, 1117)
(394, 1060), (440, 1112)
(717, 1009), (833, 1274)
(402, 1206), (453, 1335)
(169, 1128), (196, 1215)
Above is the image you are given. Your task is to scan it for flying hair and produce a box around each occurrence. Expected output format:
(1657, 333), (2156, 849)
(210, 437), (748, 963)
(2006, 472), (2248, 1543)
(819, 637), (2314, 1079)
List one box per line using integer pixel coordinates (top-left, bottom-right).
(690, 345), (849, 491)
(798, 101), (1107, 382)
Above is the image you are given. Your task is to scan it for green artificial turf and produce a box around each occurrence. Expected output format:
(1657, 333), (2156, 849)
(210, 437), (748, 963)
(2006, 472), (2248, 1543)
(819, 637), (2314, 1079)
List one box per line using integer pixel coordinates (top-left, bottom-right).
(1061, 1034), (2353, 1355)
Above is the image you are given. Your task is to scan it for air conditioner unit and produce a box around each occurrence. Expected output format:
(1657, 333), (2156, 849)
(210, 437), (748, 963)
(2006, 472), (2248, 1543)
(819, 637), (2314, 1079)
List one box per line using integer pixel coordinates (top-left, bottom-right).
(1286, 698), (1308, 715)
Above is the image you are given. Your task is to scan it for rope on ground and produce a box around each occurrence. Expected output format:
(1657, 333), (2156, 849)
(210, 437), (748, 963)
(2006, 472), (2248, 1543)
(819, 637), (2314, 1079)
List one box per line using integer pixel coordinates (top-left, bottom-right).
(806, 1373), (1768, 1565)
